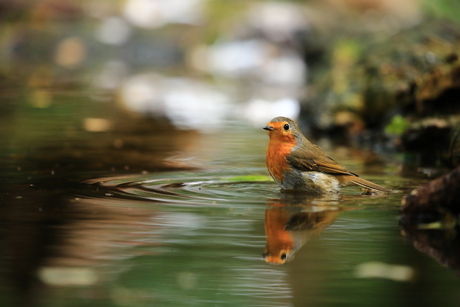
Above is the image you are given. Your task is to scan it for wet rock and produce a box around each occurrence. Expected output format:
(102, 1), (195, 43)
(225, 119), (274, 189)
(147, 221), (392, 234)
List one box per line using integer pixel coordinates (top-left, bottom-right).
(401, 166), (460, 216)
(400, 166), (460, 276)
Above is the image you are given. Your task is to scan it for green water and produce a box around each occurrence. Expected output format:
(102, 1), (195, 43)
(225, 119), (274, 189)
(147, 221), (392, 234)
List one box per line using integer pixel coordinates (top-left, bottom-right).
(1, 91), (459, 307)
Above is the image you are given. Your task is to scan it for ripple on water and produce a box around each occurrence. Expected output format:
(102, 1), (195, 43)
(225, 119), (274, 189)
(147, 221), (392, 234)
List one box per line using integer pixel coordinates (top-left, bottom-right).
(83, 173), (280, 207)
(82, 172), (407, 212)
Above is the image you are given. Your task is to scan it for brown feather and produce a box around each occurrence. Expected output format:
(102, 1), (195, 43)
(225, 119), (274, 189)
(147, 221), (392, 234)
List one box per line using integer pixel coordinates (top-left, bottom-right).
(287, 144), (355, 177)
(287, 134), (390, 192)
(349, 177), (391, 192)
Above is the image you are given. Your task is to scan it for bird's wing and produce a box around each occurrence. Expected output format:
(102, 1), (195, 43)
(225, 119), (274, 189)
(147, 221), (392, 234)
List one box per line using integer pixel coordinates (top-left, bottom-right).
(286, 145), (357, 177)
(287, 144), (391, 192)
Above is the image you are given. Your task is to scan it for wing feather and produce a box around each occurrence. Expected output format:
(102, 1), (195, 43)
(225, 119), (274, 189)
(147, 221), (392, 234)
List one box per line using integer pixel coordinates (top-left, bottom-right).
(286, 145), (356, 177)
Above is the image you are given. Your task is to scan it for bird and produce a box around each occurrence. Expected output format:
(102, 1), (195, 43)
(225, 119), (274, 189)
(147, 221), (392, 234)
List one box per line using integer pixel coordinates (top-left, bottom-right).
(263, 116), (391, 194)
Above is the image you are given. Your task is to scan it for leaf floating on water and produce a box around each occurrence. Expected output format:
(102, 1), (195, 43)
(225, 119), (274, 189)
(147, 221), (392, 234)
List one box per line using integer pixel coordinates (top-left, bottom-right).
(228, 175), (273, 182)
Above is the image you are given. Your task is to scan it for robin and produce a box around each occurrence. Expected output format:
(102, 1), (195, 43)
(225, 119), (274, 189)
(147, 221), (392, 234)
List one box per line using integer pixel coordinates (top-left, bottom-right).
(263, 116), (391, 194)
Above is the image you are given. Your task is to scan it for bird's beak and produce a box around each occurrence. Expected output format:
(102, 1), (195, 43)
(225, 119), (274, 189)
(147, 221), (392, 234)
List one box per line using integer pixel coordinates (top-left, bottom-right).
(263, 125), (274, 131)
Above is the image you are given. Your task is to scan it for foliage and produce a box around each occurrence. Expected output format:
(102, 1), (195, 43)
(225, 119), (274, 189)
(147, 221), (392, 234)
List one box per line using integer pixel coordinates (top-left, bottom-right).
(385, 114), (410, 136)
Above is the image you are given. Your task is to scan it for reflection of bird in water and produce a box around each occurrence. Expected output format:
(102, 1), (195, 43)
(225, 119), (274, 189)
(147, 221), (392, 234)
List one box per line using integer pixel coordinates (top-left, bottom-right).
(262, 203), (341, 265)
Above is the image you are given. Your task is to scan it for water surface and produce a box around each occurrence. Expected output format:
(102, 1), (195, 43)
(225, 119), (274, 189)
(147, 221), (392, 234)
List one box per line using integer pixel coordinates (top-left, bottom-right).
(1, 91), (459, 307)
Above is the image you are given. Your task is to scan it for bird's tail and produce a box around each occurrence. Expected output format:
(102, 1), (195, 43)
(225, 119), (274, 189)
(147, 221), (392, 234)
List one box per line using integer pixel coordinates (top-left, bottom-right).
(350, 177), (391, 192)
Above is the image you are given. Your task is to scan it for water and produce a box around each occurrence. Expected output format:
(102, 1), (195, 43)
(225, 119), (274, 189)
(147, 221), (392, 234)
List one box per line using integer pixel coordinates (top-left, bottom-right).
(1, 91), (460, 307)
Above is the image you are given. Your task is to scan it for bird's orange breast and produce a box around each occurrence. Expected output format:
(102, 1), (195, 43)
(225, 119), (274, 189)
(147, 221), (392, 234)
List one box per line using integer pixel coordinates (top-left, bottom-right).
(266, 131), (296, 183)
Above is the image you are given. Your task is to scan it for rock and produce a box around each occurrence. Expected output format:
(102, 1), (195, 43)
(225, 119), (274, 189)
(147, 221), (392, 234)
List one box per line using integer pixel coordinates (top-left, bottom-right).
(401, 166), (460, 216)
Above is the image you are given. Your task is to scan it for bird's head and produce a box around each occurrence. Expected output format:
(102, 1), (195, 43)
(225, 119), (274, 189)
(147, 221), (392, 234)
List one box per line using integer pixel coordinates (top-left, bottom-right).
(263, 117), (302, 143)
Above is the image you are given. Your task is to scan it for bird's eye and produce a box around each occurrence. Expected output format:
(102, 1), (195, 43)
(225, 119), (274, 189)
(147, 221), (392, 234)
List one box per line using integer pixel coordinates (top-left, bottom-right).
(283, 124), (290, 131)
(280, 253), (287, 261)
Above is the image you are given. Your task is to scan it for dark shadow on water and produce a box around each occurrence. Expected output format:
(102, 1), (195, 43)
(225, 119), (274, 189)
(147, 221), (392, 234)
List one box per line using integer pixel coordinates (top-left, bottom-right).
(400, 209), (460, 276)
(2, 185), (59, 306)
(0, 175), (165, 306)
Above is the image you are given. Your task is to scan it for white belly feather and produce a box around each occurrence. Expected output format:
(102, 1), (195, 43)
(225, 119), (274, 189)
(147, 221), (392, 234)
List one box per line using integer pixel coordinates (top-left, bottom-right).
(301, 172), (341, 193)
(278, 170), (341, 193)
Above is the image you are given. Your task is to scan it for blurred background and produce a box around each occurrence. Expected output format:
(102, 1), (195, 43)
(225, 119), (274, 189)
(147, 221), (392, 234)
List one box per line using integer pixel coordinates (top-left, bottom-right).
(2, 0), (460, 306)
(2, 0), (460, 164)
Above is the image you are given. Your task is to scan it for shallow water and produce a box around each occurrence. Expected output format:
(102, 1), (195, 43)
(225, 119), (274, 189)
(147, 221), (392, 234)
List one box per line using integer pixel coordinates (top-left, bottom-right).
(1, 91), (460, 307)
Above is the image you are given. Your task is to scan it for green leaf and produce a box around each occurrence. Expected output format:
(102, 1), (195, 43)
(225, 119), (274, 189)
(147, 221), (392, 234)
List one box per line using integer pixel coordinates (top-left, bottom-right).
(227, 175), (273, 182)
